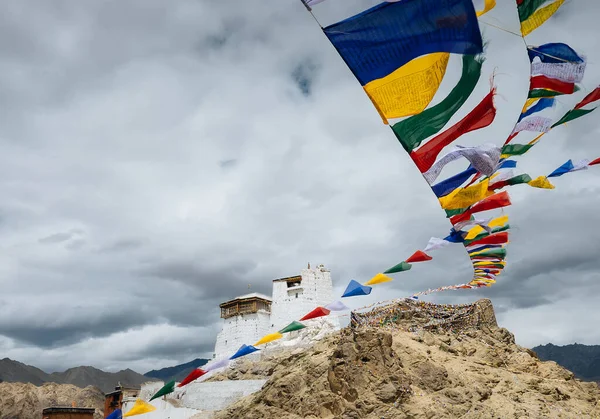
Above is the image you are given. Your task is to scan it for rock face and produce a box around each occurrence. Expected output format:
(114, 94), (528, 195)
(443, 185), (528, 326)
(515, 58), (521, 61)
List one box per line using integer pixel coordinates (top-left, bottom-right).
(213, 299), (600, 419)
(0, 382), (105, 419)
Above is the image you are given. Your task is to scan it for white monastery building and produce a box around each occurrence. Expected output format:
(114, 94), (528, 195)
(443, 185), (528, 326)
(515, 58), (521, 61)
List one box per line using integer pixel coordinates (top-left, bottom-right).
(214, 264), (339, 359)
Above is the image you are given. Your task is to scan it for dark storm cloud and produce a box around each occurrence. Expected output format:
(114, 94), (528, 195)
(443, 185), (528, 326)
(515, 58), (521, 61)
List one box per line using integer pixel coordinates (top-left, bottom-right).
(39, 232), (74, 244)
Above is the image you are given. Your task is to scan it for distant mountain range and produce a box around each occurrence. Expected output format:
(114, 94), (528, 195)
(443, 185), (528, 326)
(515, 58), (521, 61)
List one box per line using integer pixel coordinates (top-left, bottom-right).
(0, 358), (153, 393)
(532, 343), (600, 382)
(144, 358), (210, 383)
(0, 357), (211, 394)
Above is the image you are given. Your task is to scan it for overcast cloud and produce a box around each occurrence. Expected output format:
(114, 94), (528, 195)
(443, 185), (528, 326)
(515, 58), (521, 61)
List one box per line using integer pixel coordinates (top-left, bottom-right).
(0, 0), (599, 374)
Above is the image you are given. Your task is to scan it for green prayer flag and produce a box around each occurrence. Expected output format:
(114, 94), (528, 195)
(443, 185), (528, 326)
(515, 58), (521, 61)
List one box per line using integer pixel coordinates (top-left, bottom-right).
(383, 261), (412, 275)
(150, 380), (175, 401)
(472, 248), (507, 259)
(279, 321), (306, 334)
(392, 54), (484, 152)
(502, 144), (534, 156)
(445, 208), (466, 217)
(528, 87), (577, 99)
(464, 225), (510, 246)
(551, 108), (596, 128)
(506, 174), (532, 186)
(518, 0), (550, 22)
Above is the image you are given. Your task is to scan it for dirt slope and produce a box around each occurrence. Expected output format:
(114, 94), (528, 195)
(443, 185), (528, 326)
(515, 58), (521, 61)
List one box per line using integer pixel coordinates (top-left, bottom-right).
(213, 299), (600, 419)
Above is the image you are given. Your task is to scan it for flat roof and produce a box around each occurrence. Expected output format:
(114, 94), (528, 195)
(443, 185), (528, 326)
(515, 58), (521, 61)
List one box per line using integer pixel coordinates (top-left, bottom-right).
(42, 407), (96, 413)
(272, 275), (302, 283)
(220, 292), (271, 306)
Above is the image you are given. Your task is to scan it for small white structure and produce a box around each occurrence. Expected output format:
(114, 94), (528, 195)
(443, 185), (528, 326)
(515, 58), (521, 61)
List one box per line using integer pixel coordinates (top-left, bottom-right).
(213, 264), (339, 360)
(214, 293), (272, 359)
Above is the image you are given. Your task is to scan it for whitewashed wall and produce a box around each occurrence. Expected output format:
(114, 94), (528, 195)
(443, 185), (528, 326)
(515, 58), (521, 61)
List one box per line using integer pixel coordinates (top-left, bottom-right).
(213, 310), (271, 359)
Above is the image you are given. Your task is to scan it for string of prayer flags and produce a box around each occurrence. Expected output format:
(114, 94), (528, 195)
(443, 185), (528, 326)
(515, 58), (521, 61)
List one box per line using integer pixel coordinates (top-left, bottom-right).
(230, 344), (260, 360)
(393, 54), (484, 152)
(449, 191), (511, 224)
(325, 301), (350, 311)
(548, 159), (590, 178)
(279, 321), (307, 333)
(383, 262), (412, 275)
(405, 250), (432, 263)
(342, 280), (372, 297)
(123, 400), (156, 417)
(323, 0), (483, 85)
(178, 369), (206, 387)
(204, 358), (229, 372)
(552, 86), (600, 128)
(299, 307), (331, 321)
(150, 380), (175, 401)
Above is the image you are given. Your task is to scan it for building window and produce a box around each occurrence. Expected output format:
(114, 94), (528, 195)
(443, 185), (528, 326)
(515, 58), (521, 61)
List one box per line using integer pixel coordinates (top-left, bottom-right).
(295, 293), (298, 298)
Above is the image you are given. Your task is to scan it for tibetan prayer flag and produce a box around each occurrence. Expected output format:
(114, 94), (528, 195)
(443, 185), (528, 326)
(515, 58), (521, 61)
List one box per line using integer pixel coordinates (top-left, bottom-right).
(204, 358), (229, 372)
(150, 380), (175, 401)
(178, 369), (206, 387)
(530, 76), (575, 95)
(518, 98), (555, 121)
(300, 307), (331, 321)
(470, 248), (507, 259)
(423, 236), (452, 252)
(254, 332), (284, 346)
(230, 344), (259, 360)
(449, 191), (511, 224)
(552, 108), (596, 128)
(365, 53), (449, 121)
(444, 229), (467, 243)
(438, 179), (491, 210)
(364, 272), (394, 285)
(512, 116), (553, 134)
(323, 0), (483, 85)
(432, 165), (477, 198)
(518, 0), (552, 22)
(548, 160), (574, 177)
(106, 410), (122, 419)
(531, 61), (586, 84)
(528, 43), (584, 64)
(467, 232), (509, 247)
(124, 400), (156, 417)
(279, 320), (307, 333)
(528, 89), (568, 99)
(477, 0), (496, 16)
(393, 54), (484, 152)
(342, 280), (372, 297)
(590, 157), (600, 166)
(325, 301), (350, 311)
(502, 143), (534, 157)
(520, 0), (565, 36)
(383, 261), (413, 274)
(465, 215), (508, 240)
(424, 144), (501, 185)
(406, 250), (433, 263)
(575, 87), (600, 110)
(464, 225), (510, 245)
(411, 89), (497, 173)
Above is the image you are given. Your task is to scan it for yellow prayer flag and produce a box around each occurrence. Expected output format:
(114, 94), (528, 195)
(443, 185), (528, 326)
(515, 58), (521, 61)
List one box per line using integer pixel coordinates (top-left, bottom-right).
(521, 0), (566, 36)
(476, 0), (496, 17)
(364, 273), (393, 286)
(465, 215), (508, 240)
(364, 53), (449, 122)
(254, 332), (283, 346)
(124, 399), (157, 417)
(528, 176), (555, 189)
(438, 179), (490, 210)
(522, 97), (539, 113)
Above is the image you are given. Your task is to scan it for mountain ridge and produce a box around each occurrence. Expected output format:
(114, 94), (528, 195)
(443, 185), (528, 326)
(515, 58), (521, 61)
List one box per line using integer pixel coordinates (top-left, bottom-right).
(533, 342), (600, 382)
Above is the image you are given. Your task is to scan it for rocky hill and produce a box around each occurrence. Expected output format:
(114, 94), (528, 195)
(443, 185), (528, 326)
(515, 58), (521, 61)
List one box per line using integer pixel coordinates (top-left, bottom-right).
(0, 359), (153, 393)
(533, 343), (600, 382)
(210, 299), (600, 419)
(145, 357), (209, 383)
(0, 382), (105, 419)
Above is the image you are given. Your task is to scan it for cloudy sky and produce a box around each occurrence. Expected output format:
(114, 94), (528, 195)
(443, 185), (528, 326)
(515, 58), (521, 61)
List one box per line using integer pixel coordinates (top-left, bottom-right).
(0, 0), (598, 374)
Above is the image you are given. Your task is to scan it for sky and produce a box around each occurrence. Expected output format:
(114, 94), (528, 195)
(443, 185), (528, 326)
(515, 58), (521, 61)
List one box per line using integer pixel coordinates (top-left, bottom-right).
(0, 0), (599, 374)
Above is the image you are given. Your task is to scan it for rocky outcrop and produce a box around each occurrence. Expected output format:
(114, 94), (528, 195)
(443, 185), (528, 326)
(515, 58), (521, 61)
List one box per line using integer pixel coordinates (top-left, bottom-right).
(0, 382), (105, 419)
(213, 299), (600, 419)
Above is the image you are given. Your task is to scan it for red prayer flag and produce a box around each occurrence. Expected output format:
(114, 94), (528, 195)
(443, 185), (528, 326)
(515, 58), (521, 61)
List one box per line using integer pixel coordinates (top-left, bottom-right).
(468, 232), (509, 247)
(574, 86), (600, 110)
(410, 89), (496, 173)
(406, 250), (432, 263)
(504, 131), (519, 146)
(589, 157), (600, 166)
(300, 306), (331, 321)
(178, 369), (206, 387)
(450, 191), (511, 224)
(530, 76), (575, 95)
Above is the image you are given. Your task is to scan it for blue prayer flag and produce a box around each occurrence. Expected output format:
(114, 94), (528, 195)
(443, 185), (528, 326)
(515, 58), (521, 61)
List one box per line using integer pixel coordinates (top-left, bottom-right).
(548, 159), (574, 178)
(342, 280), (372, 298)
(230, 344), (259, 360)
(518, 98), (555, 122)
(106, 410), (122, 419)
(324, 0), (483, 85)
(528, 43), (584, 64)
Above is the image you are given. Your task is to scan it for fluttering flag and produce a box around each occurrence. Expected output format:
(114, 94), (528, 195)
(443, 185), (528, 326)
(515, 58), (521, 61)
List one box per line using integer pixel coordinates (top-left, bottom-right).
(393, 54), (484, 152)
(548, 160), (575, 178)
(449, 191), (511, 224)
(364, 273), (394, 285)
(520, 0), (565, 36)
(423, 237), (452, 252)
(230, 344), (260, 360)
(438, 179), (491, 210)
(123, 400), (156, 417)
(203, 358), (230, 372)
(518, 98), (555, 121)
(323, 0), (483, 85)
(150, 380), (175, 401)
(423, 144), (501, 185)
(477, 0), (496, 16)
(465, 215), (508, 240)
(405, 250), (432, 263)
(341, 280), (372, 297)
(299, 307), (331, 321)
(106, 410), (122, 419)
(410, 89), (497, 173)
(470, 248), (507, 259)
(590, 158), (600, 166)
(467, 232), (509, 247)
(325, 301), (350, 311)
(552, 86), (600, 128)
(178, 369), (206, 387)
(528, 176), (555, 189)
(279, 320), (307, 333)
(254, 332), (284, 346)
(528, 43), (585, 64)
(383, 261), (413, 275)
